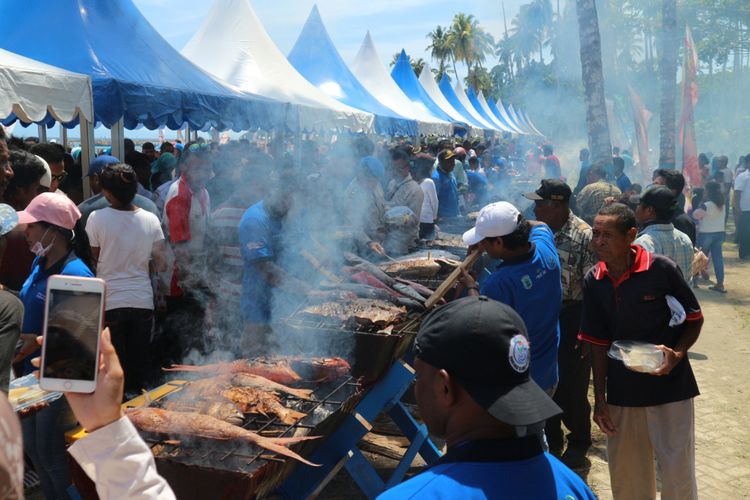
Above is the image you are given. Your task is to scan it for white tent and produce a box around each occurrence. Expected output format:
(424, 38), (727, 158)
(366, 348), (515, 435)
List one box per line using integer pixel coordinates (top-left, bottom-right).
(0, 48), (93, 125)
(350, 33), (451, 136)
(453, 80), (499, 131)
(417, 63), (474, 131)
(182, 0), (374, 132)
(476, 91), (517, 134)
(494, 97), (526, 135)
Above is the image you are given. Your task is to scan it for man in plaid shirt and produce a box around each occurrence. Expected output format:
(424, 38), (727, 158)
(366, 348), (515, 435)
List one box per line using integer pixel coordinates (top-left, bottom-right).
(525, 179), (596, 467)
(633, 186), (694, 278)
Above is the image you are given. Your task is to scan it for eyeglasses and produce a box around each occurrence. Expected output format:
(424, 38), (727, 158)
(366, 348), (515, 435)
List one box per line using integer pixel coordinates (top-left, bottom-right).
(51, 172), (68, 183)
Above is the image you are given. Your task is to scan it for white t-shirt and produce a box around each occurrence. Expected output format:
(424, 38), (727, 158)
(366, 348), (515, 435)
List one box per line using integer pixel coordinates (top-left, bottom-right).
(86, 207), (164, 311)
(695, 201), (726, 234)
(735, 170), (750, 212)
(419, 178), (439, 223)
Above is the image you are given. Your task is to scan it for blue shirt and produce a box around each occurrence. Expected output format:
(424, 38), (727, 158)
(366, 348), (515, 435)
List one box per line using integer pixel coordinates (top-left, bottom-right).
(480, 225), (562, 390)
(432, 167), (459, 218)
(238, 201), (281, 324)
(378, 437), (594, 500)
(466, 171), (489, 207)
(616, 173), (632, 193)
(19, 252), (93, 374)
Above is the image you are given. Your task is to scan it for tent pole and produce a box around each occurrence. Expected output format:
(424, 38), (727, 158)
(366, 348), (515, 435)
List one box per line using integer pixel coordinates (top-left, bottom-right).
(80, 119), (96, 199)
(37, 124), (47, 143)
(110, 118), (125, 161)
(60, 126), (68, 149)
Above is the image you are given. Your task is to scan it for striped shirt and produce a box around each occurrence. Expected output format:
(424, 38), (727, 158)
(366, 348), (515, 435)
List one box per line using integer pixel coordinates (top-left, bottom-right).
(208, 203), (246, 306)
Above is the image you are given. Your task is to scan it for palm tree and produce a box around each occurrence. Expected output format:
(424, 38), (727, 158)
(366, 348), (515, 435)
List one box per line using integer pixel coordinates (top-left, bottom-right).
(427, 26), (452, 81)
(447, 13), (495, 81)
(658, 0), (678, 169)
(575, 0), (612, 165)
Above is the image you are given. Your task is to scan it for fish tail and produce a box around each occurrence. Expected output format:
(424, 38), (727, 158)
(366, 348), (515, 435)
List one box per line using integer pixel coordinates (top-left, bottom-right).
(255, 437), (322, 467)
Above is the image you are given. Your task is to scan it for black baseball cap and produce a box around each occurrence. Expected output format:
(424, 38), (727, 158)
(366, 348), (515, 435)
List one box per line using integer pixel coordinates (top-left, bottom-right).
(523, 179), (572, 203)
(415, 296), (561, 426)
(630, 185), (677, 212)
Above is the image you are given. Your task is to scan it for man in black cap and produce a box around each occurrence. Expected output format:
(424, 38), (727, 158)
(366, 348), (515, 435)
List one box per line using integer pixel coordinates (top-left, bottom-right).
(633, 185), (694, 278)
(525, 179), (596, 466)
(378, 296), (594, 499)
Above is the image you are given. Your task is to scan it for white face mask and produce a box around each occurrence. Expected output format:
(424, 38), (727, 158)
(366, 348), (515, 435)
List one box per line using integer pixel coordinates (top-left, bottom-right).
(31, 228), (56, 257)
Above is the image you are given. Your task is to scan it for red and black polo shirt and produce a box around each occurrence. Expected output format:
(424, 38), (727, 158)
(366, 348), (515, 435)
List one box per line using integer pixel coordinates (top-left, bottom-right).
(578, 245), (702, 407)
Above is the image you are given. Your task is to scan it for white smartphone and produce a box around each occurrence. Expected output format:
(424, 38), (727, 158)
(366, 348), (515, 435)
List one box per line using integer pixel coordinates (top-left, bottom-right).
(39, 275), (106, 394)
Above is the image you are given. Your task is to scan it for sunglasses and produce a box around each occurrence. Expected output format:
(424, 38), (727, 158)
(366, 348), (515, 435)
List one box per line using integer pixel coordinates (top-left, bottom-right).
(52, 172), (68, 183)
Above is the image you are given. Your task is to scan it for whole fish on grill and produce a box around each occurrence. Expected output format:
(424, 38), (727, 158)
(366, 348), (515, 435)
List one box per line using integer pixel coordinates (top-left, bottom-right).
(394, 278), (435, 298)
(222, 387), (306, 425)
(380, 259), (441, 279)
(299, 299), (407, 330)
(392, 283), (426, 303)
(230, 373), (314, 400)
(161, 400), (244, 426)
(163, 359), (302, 385)
(126, 408), (320, 466)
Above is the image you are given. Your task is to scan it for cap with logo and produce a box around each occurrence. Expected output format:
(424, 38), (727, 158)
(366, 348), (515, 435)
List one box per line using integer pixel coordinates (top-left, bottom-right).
(17, 192), (82, 230)
(462, 201), (521, 246)
(438, 149), (456, 161)
(523, 179), (572, 203)
(415, 295), (561, 426)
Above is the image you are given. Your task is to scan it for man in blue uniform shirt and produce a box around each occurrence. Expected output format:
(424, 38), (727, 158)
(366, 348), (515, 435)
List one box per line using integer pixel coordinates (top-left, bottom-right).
(378, 296), (594, 499)
(460, 201), (562, 394)
(432, 149), (460, 218)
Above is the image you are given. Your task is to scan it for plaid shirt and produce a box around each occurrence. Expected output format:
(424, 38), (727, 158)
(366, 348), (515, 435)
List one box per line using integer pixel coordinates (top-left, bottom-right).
(555, 211), (596, 302)
(634, 222), (694, 278)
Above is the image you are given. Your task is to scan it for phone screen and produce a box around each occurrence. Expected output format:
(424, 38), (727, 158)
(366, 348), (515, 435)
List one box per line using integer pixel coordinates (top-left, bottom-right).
(43, 289), (101, 381)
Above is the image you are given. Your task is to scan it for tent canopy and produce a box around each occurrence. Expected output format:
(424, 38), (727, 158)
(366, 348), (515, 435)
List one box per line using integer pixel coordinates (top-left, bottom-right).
(438, 76), (489, 130)
(182, 0), (373, 133)
(288, 6), (417, 136)
(0, 48), (93, 127)
(350, 35), (450, 136)
(468, 88), (514, 134)
(417, 63), (475, 129)
(0, 0), (279, 131)
(452, 80), (499, 131)
(390, 51), (467, 130)
(487, 97), (525, 135)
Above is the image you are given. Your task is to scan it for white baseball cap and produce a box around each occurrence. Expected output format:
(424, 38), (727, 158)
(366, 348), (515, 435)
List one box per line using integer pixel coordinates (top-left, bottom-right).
(36, 155), (51, 188)
(462, 201), (521, 246)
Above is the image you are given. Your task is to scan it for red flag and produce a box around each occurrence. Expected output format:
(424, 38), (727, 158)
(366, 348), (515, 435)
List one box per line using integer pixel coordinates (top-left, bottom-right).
(679, 26), (701, 187)
(628, 85), (652, 183)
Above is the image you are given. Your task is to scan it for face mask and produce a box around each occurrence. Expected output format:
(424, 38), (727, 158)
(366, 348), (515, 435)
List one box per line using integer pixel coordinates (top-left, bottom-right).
(31, 228), (56, 257)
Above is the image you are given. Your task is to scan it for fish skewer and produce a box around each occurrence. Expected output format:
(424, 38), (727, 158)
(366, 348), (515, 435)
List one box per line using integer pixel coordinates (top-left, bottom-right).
(126, 408), (320, 467)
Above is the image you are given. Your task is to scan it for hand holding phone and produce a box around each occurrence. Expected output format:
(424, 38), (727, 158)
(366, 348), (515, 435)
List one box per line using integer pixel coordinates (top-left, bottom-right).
(40, 276), (106, 394)
(32, 327), (124, 432)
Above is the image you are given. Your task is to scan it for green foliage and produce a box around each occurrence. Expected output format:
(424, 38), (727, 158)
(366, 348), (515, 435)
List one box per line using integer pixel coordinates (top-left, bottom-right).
(390, 53), (426, 76)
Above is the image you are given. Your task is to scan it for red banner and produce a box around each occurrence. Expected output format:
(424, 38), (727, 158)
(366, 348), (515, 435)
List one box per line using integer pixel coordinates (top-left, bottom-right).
(628, 85), (652, 183)
(679, 25), (701, 187)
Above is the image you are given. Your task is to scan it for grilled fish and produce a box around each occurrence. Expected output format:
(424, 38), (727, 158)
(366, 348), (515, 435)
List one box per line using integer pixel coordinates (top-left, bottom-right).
(222, 387), (306, 425)
(126, 408), (320, 466)
(300, 299), (407, 330)
(163, 359), (302, 385)
(380, 259), (441, 279)
(230, 373), (314, 401)
(161, 400), (244, 426)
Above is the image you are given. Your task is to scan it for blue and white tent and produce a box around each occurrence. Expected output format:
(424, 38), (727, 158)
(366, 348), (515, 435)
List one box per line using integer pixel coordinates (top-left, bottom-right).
(488, 97), (526, 135)
(467, 87), (514, 134)
(288, 6), (417, 136)
(0, 0), (280, 131)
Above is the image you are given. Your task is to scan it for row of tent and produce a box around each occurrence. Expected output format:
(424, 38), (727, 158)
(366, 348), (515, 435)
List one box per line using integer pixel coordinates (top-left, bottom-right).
(0, 0), (543, 138)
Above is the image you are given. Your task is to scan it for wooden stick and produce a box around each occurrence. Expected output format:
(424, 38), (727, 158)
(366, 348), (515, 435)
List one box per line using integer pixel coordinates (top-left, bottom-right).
(301, 250), (343, 284)
(424, 250), (482, 309)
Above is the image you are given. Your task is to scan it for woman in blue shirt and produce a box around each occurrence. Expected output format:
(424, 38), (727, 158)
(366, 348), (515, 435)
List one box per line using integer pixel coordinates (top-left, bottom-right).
(15, 192), (93, 500)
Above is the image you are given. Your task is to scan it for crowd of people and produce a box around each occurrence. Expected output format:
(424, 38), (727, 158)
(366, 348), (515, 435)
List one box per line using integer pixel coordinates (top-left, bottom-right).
(0, 122), (743, 499)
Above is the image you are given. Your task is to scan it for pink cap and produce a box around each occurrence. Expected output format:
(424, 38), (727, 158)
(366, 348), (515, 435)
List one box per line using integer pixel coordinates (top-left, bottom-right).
(17, 192), (81, 230)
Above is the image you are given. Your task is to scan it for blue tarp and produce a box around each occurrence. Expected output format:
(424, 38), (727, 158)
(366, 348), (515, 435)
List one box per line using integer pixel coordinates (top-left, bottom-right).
(487, 97), (525, 134)
(0, 0), (281, 130)
(390, 51), (465, 128)
(288, 6), (417, 136)
(438, 76), (487, 130)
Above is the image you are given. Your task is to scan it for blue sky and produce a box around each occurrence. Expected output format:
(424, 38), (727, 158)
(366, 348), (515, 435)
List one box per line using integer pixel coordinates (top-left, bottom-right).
(14, 0), (532, 140)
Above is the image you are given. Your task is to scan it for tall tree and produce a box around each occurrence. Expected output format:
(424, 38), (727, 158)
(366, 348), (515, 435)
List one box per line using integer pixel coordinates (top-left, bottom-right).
(447, 13), (494, 81)
(575, 0), (612, 165)
(658, 0), (678, 168)
(426, 26), (453, 82)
